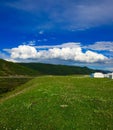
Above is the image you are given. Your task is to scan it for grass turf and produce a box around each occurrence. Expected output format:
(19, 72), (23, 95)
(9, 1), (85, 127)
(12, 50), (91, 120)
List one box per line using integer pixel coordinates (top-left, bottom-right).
(0, 76), (113, 130)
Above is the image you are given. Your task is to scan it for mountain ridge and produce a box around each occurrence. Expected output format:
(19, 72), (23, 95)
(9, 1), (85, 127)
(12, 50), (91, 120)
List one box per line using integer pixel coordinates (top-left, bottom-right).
(0, 59), (98, 76)
(19, 62), (95, 75)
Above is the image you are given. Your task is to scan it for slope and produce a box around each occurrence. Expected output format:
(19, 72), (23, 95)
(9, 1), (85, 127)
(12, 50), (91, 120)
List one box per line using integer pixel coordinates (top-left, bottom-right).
(0, 76), (113, 130)
(20, 62), (95, 75)
(0, 59), (40, 76)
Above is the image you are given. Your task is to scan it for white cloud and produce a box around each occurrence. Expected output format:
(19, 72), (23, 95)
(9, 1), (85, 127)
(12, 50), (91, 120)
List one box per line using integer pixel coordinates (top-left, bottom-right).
(85, 41), (113, 52)
(42, 47), (107, 63)
(5, 43), (108, 63)
(10, 45), (37, 59)
(35, 42), (81, 49)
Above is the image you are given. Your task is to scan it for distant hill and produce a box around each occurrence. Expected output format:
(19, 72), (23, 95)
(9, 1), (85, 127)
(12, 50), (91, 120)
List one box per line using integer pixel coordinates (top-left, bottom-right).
(0, 59), (96, 76)
(0, 59), (39, 76)
(20, 62), (95, 75)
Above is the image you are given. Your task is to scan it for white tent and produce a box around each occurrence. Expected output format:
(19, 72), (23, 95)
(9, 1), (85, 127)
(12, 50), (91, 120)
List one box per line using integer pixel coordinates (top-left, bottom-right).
(109, 73), (113, 79)
(91, 72), (104, 78)
(104, 73), (113, 79)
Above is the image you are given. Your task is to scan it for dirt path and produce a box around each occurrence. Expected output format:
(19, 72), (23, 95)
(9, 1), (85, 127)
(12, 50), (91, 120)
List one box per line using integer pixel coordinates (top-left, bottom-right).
(0, 76), (36, 79)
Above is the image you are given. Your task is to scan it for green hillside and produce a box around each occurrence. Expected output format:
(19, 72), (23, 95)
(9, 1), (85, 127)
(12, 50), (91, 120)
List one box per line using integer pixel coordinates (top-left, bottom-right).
(0, 59), (39, 76)
(0, 59), (94, 95)
(0, 59), (95, 76)
(0, 76), (113, 130)
(20, 62), (95, 75)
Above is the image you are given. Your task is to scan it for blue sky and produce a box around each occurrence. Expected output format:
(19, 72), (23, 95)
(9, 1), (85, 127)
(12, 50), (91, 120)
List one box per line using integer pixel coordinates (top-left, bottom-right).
(0, 0), (113, 71)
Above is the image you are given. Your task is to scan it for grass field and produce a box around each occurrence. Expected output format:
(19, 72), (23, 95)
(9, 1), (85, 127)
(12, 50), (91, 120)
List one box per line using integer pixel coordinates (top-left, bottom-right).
(0, 76), (113, 130)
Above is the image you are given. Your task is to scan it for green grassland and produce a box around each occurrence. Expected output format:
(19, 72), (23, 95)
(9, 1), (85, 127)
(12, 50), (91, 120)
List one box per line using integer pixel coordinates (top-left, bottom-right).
(0, 76), (113, 130)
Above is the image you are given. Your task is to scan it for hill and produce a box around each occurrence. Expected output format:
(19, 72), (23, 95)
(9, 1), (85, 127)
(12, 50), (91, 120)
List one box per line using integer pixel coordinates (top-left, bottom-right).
(0, 59), (94, 95)
(20, 62), (95, 75)
(0, 59), (95, 76)
(0, 76), (113, 129)
(0, 59), (39, 76)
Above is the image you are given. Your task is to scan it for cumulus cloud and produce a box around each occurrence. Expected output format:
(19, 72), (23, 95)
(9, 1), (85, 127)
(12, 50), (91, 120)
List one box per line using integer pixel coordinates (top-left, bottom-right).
(4, 42), (108, 63)
(39, 47), (107, 63)
(85, 41), (113, 52)
(10, 45), (37, 59)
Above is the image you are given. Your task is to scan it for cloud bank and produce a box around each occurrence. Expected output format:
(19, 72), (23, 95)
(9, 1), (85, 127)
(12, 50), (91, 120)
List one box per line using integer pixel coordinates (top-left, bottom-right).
(85, 41), (113, 52)
(4, 42), (107, 64)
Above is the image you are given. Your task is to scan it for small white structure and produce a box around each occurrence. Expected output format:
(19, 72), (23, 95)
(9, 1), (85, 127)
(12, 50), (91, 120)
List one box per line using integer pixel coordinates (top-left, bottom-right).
(104, 73), (109, 78)
(91, 72), (104, 78)
(91, 72), (113, 79)
(104, 73), (113, 79)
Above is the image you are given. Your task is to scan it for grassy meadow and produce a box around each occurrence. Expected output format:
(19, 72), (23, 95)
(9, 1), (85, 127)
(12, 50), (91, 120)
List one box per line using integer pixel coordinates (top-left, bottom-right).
(0, 76), (113, 130)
